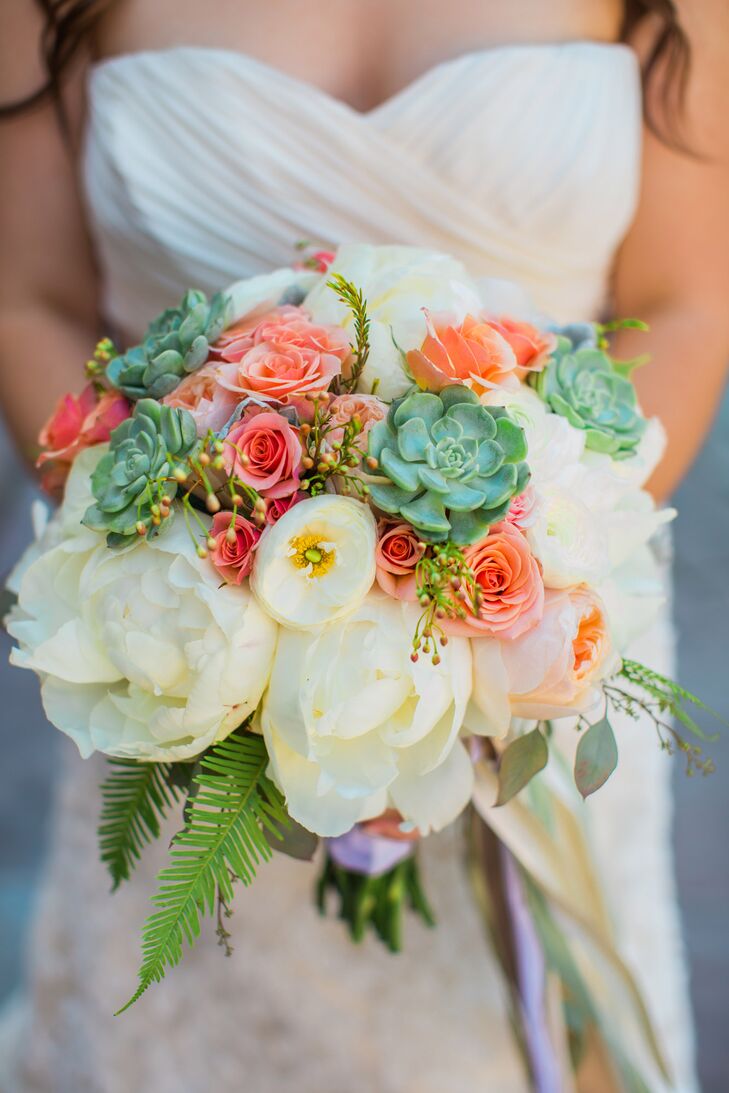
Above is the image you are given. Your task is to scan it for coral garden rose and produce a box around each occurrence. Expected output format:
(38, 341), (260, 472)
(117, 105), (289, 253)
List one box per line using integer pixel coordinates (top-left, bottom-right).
(163, 362), (238, 435)
(223, 409), (302, 499)
(407, 313), (518, 395)
(375, 521), (421, 600)
(37, 385), (130, 490)
(446, 522), (544, 640)
(469, 586), (619, 736)
(326, 393), (387, 452)
(260, 592), (474, 836)
(209, 512), (261, 585)
(486, 318), (556, 374)
(7, 452), (277, 761)
(251, 494), (377, 629)
(216, 305), (350, 403)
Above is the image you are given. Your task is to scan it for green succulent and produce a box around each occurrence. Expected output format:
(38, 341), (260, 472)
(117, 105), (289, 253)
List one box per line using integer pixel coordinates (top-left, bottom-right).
(83, 399), (200, 547)
(532, 346), (646, 459)
(106, 290), (231, 400)
(367, 385), (530, 545)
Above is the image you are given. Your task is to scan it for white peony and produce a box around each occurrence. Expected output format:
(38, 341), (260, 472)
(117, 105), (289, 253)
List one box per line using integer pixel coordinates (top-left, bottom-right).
(7, 455), (278, 761)
(260, 593), (474, 836)
(251, 493), (377, 629)
(303, 245), (483, 400)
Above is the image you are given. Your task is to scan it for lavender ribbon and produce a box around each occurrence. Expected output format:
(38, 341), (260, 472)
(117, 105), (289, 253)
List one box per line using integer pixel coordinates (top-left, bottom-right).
(501, 847), (563, 1093)
(326, 827), (414, 877)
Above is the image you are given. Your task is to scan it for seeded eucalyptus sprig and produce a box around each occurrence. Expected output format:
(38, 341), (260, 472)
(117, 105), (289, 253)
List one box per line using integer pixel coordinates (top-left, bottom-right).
(410, 542), (480, 664)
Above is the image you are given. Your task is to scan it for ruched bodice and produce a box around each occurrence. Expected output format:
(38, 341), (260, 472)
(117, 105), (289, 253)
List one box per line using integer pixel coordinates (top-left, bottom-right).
(83, 42), (642, 336)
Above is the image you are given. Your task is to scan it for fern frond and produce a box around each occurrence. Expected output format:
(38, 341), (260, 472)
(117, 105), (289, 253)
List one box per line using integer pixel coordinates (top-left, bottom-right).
(326, 274), (370, 391)
(117, 732), (289, 1013)
(620, 658), (724, 741)
(99, 759), (186, 891)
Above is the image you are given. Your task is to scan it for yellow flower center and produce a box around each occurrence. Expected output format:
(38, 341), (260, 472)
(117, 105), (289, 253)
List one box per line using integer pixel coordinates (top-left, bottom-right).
(288, 534), (336, 578)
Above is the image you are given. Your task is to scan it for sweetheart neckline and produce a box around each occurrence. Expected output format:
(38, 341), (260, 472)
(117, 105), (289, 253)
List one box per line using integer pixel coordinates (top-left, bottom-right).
(90, 40), (638, 120)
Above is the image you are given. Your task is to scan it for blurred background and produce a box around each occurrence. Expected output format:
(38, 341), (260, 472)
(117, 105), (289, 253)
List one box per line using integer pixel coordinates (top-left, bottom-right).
(0, 395), (727, 1090)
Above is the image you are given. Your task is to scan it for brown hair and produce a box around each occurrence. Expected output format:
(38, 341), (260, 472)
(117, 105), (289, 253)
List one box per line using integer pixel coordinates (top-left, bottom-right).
(2, 0), (692, 146)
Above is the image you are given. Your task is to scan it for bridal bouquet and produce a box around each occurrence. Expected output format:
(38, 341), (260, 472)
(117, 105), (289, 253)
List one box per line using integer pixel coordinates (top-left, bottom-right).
(5, 247), (715, 1060)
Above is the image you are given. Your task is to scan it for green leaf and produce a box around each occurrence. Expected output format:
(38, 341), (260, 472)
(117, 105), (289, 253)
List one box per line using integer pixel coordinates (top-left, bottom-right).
(612, 353), (651, 379)
(495, 728), (548, 806)
(117, 733), (289, 1013)
(99, 759), (186, 891)
(574, 717), (618, 799)
(264, 815), (319, 861)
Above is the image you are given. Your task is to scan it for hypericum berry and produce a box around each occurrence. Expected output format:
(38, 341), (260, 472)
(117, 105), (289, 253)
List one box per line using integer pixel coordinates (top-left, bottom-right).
(226, 527), (237, 545)
(206, 494), (221, 513)
(206, 537), (217, 552)
(365, 456), (379, 470)
(173, 467), (188, 484)
(231, 493), (243, 507)
(135, 521), (146, 536)
(432, 654), (441, 666)
(410, 652), (419, 663)
(196, 546), (208, 559)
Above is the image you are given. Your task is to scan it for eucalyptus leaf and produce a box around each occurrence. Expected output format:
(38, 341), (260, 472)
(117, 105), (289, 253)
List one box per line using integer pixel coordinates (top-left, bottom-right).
(495, 728), (548, 806)
(574, 716), (618, 799)
(264, 815), (319, 861)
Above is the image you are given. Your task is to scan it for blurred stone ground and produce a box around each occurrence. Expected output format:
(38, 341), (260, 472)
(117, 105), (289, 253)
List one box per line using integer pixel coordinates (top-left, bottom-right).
(0, 396), (727, 1090)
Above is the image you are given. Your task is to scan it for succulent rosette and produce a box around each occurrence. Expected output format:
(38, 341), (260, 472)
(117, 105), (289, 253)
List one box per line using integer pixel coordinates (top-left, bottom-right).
(107, 289), (231, 400)
(366, 385), (530, 545)
(82, 399), (200, 546)
(532, 343), (647, 459)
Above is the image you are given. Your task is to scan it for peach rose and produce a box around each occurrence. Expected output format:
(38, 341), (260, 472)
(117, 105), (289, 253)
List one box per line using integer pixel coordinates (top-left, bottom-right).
(407, 312), (518, 395)
(447, 522), (544, 640)
(504, 484), (540, 532)
(375, 520), (422, 600)
(223, 408), (302, 498)
(215, 306), (350, 403)
(209, 512), (261, 585)
(326, 393), (387, 452)
(487, 318), (556, 375)
(37, 385), (130, 493)
(163, 362), (238, 436)
(470, 587), (620, 734)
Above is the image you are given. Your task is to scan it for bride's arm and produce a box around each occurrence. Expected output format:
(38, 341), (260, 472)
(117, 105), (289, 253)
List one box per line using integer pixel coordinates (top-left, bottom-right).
(0, 1), (99, 460)
(613, 3), (729, 502)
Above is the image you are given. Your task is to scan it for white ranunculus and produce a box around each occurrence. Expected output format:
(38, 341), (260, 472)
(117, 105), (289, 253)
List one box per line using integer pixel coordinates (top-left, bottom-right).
(527, 487), (611, 589)
(480, 386), (585, 488)
(260, 593), (473, 836)
(226, 267), (320, 324)
(251, 493), (377, 629)
(303, 245), (483, 399)
(8, 469), (278, 760)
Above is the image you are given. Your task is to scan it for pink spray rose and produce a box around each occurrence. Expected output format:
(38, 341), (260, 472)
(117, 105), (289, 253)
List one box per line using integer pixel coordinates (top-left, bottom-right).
(504, 484), (540, 532)
(446, 522), (544, 640)
(163, 362), (238, 436)
(223, 408), (303, 499)
(374, 521), (422, 600)
(37, 384), (130, 492)
(265, 492), (305, 525)
(326, 393), (387, 452)
(215, 306), (350, 403)
(209, 512), (261, 585)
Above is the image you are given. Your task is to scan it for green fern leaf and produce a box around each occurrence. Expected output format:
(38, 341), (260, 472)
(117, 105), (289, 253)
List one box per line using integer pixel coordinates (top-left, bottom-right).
(99, 759), (186, 891)
(117, 732), (288, 1013)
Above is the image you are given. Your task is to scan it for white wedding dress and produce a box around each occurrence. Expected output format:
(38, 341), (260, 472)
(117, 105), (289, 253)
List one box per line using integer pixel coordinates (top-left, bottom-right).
(1, 42), (698, 1092)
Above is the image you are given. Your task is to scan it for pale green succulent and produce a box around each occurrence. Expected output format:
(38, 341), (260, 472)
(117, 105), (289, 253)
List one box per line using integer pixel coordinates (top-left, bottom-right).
(106, 290), (231, 400)
(367, 385), (530, 545)
(83, 399), (200, 546)
(532, 345), (646, 459)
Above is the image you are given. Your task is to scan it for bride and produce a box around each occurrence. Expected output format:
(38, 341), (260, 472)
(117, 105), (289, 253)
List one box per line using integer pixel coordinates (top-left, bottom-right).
(1, 1), (728, 1089)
